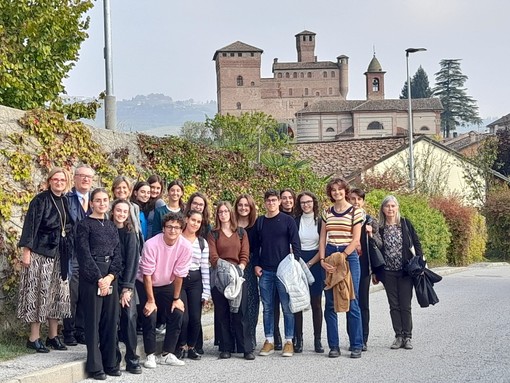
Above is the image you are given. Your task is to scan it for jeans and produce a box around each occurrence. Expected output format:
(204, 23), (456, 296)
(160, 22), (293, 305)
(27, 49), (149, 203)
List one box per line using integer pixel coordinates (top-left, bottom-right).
(259, 270), (294, 340)
(324, 244), (363, 350)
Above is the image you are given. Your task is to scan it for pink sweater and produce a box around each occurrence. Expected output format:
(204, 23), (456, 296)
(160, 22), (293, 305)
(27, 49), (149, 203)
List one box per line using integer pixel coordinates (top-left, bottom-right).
(137, 234), (192, 287)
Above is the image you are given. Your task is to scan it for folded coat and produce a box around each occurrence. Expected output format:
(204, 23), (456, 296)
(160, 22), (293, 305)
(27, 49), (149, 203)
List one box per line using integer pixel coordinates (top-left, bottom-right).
(324, 251), (355, 313)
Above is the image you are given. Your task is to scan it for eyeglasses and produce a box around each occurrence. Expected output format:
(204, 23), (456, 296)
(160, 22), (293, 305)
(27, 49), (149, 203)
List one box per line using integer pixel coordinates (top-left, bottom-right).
(217, 210), (230, 215)
(300, 200), (313, 205)
(50, 178), (66, 183)
(265, 198), (279, 204)
(75, 174), (94, 180)
(191, 202), (205, 207)
(164, 225), (182, 231)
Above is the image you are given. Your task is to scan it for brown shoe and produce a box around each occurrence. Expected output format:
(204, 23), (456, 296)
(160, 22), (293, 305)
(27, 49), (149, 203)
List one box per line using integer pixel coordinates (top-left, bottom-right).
(282, 341), (294, 357)
(259, 340), (274, 356)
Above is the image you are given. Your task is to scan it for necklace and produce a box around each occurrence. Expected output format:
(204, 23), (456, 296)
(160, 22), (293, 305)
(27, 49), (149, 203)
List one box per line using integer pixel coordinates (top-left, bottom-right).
(94, 217), (105, 226)
(50, 193), (67, 237)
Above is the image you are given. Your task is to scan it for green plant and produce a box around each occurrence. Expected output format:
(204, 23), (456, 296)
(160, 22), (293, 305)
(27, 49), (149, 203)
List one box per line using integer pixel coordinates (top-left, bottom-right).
(483, 186), (510, 260)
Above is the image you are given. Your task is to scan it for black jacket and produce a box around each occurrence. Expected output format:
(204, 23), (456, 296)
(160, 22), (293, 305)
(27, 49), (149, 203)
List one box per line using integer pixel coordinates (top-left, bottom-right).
(379, 217), (423, 270)
(360, 214), (382, 277)
(18, 190), (73, 258)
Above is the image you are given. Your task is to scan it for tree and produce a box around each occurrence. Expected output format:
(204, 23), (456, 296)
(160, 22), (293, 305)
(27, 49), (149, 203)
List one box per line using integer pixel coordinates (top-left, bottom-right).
(400, 66), (433, 99)
(0, 0), (93, 110)
(179, 121), (213, 144)
(495, 127), (510, 176)
(433, 59), (482, 138)
(205, 112), (289, 162)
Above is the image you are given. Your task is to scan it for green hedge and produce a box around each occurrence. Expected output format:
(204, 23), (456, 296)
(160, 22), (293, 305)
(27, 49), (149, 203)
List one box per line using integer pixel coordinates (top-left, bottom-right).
(365, 189), (451, 266)
(484, 187), (510, 260)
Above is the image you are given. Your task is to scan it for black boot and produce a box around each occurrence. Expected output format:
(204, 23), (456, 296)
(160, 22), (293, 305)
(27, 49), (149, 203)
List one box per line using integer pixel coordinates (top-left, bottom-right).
(314, 338), (324, 353)
(274, 330), (282, 351)
(294, 334), (303, 353)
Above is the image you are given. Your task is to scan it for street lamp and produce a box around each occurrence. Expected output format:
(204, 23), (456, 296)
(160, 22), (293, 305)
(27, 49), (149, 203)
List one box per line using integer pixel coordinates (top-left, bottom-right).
(406, 47), (426, 190)
(103, 0), (116, 130)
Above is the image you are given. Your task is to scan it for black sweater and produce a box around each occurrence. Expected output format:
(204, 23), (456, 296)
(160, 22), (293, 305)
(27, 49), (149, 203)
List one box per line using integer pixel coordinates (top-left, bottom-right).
(118, 226), (139, 290)
(75, 216), (122, 284)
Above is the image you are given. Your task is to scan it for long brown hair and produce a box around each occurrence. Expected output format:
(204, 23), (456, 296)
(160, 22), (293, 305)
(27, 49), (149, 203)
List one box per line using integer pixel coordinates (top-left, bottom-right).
(110, 199), (134, 232)
(295, 191), (319, 222)
(213, 201), (237, 232)
(234, 194), (257, 228)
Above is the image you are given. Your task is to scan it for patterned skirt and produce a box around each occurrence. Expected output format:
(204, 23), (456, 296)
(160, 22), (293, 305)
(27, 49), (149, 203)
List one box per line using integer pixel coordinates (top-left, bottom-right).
(17, 252), (71, 323)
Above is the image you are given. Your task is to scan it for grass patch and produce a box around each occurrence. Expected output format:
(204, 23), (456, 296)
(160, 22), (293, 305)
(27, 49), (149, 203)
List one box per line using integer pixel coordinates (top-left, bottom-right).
(0, 332), (29, 361)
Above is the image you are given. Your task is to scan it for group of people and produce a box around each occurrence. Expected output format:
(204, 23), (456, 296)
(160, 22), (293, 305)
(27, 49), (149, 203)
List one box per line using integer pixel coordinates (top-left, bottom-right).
(17, 166), (424, 380)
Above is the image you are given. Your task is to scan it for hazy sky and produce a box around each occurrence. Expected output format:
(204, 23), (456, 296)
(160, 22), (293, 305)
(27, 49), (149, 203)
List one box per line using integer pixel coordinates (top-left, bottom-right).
(64, 0), (508, 119)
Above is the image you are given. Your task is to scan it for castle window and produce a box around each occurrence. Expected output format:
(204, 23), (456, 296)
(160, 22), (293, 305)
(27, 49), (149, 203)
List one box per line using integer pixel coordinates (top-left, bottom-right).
(277, 73), (282, 79)
(222, 53), (227, 57)
(237, 76), (243, 86)
(304, 102), (308, 107)
(303, 36), (306, 41)
(331, 71), (335, 78)
(304, 88), (309, 96)
(367, 121), (383, 130)
(236, 102), (241, 110)
(315, 91), (320, 96)
(326, 127), (335, 133)
(323, 71), (327, 78)
(420, 126), (430, 131)
(300, 72), (304, 78)
(289, 88), (293, 96)
(251, 81), (255, 86)
(372, 78), (380, 92)
(307, 72), (312, 78)
(251, 52), (254, 57)
(309, 36), (312, 41)
(293, 72), (297, 78)
(285, 72), (290, 78)
(230, 53), (235, 57)
(238, 52), (242, 57)
(328, 87), (332, 95)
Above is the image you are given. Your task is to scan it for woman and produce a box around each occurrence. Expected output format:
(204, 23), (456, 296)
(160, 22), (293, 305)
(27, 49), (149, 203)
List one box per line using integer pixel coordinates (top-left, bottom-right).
(76, 188), (122, 380)
(234, 194), (259, 352)
(184, 192), (211, 237)
(151, 179), (185, 237)
(319, 178), (364, 359)
(111, 176), (141, 237)
(378, 195), (423, 351)
(111, 199), (141, 374)
(130, 181), (151, 240)
(146, 175), (166, 240)
(279, 188), (296, 216)
(294, 191), (324, 353)
(175, 210), (211, 360)
(208, 202), (254, 360)
(18, 167), (73, 353)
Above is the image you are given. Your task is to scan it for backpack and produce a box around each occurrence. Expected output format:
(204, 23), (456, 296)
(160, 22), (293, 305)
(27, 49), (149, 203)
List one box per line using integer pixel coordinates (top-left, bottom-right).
(198, 236), (206, 253)
(210, 227), (245, 242)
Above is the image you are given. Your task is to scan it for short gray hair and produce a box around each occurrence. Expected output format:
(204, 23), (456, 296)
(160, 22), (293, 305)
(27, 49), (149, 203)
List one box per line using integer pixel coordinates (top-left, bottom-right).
(379, 195), (401, 225)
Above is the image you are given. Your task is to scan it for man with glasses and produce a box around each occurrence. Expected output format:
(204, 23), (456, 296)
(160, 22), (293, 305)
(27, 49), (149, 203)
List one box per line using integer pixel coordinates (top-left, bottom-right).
(63, 165), (95, 346)
(252, 189), (302, 358)
(135, 212), (192, 368)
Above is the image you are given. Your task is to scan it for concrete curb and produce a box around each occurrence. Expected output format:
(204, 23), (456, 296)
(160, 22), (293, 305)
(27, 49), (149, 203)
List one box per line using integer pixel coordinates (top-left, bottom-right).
(2, 264), (504, 383)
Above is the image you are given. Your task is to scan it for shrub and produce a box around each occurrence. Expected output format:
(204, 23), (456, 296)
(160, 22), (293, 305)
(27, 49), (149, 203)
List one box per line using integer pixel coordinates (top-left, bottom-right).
(483, 187), (510, 260)
(430, 196), (486, 265)
(365, 189), (451, 266)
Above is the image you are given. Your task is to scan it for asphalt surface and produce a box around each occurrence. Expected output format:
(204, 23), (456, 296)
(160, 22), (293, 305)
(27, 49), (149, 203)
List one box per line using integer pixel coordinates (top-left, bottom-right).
(2, 263), (509, 383)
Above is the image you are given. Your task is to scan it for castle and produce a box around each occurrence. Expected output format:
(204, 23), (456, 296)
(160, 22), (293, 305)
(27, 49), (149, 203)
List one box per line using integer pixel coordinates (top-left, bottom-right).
(213, 31), (442, 142)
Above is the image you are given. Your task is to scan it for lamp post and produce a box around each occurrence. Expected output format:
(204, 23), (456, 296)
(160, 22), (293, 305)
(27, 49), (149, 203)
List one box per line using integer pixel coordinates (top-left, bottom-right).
(103, 0), (116, 130)
(405, 47), (426, 190)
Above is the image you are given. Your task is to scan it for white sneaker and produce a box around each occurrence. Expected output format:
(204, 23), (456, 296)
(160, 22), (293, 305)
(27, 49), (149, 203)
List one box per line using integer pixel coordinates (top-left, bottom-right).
(144, 353), (157, 369)
(160, 352), (185, 366)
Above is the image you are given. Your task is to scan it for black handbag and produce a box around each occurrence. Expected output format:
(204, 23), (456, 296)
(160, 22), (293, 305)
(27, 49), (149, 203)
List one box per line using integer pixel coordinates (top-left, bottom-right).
(367, 236), (385, 269)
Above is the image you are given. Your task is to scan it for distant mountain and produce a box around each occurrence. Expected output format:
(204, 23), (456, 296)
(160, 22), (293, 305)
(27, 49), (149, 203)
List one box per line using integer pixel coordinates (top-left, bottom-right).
(85, 94), (217, 136)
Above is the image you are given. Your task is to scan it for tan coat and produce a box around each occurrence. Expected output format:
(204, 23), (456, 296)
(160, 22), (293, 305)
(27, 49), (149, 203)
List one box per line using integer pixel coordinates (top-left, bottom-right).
(324, 251), (355, 312)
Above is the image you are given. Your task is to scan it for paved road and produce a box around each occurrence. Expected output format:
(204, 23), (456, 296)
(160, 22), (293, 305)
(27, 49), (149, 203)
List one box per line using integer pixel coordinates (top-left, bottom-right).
(73, 263), (510, 383)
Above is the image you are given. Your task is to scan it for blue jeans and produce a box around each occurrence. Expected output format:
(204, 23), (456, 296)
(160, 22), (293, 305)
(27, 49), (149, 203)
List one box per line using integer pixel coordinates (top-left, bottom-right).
(259, 270), (294, 340)
(324, 244), (363, 350)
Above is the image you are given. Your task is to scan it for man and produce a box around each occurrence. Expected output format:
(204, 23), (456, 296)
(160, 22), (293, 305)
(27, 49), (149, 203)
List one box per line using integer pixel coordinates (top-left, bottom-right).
(63, 165), (95, 346)
(252, 189), (302, 357)
(135, 212), (192, 368)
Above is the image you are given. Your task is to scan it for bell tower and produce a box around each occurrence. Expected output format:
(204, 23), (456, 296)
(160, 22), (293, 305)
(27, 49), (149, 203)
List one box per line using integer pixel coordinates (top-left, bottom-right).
(364, 54), (385, 100)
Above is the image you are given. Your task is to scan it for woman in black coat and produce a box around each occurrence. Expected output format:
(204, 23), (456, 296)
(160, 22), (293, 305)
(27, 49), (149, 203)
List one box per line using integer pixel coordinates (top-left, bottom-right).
(377, 195), (423, 351)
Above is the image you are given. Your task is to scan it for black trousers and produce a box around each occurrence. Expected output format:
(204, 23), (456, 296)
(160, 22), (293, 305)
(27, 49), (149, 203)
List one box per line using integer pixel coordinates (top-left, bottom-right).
(383, 270), (413, 338)
(359, 273), (371, 343)
(63, 269), (85, 338)
(81, 276), (119, 374)
(135, 280), (183, 355)
(119, 288), (139, 362)
(178, 270), (203, 348)
(212, 283), (251, 353)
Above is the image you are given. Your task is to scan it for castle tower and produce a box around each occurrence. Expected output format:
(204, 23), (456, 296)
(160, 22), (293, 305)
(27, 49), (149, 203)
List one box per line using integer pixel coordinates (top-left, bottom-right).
(337, 55), (349, 99)
(213, 41), (263, 115)
(295, 30), (316, 63)
(364, 55), (386, 100)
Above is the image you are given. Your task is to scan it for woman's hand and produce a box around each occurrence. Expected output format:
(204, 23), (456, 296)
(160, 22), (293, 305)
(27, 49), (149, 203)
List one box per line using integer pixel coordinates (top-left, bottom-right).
(372, 274), (379, 285)
(366, 224), (373, 237)
(97, 276), (112, 296)
(254, 266), (262, 277)
(120, 289), (132, 308)
(21, 248), (31, 267)
(321, 260), (335, 274)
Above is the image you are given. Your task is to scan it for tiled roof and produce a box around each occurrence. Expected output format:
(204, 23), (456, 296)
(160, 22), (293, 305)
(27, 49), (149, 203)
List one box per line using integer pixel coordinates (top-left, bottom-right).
(298, 98), (442, 114)
(213, 41), (263, 60)
(443, 131), (489, 151)
(273, 61), (338, 70)
(293, 136), (408, 179)
(487, 113), (510, 128)
(295, 30), (316, 36)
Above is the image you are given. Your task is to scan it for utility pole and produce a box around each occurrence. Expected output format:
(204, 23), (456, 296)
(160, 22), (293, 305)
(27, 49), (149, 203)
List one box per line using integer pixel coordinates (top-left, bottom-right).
(103, 0), (116, 130)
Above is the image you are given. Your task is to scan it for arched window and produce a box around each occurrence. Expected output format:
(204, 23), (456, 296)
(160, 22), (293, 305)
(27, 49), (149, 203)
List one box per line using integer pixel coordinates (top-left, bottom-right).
(372, 78), (379, 92)
(293, 72), (297, 78)
(328, 87), (333, 95)
(367, 121), (383, 130)
(331, 71), (336, 78)
(304, 88), (309, 96)
(277, 73), (282, 79)
(289, 88), (293, 96)
(237, 75), (243, 86)
(323, 71), (327, 78)
(326, 127), (335, 133)
(285, 72), (290, 78)
(315, 91), (320, 96)
(307, 72), (312, 78)
(236, 102), (241, 110)
(420, 126), (430, 131)
(300, 72), (304, 78)
(250, 81), (255, 86)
